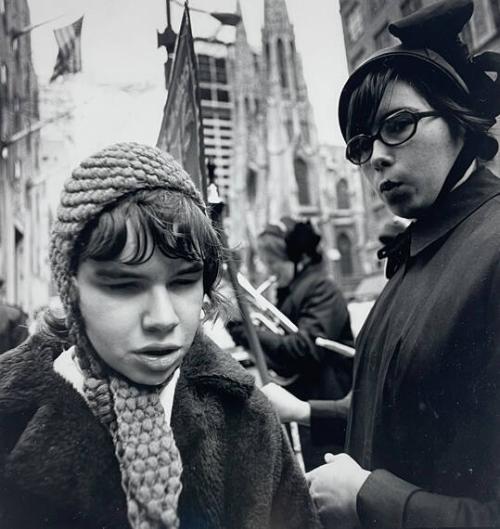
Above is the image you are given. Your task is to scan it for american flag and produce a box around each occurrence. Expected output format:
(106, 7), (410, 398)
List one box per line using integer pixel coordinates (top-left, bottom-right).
(50, 16), (84, 82)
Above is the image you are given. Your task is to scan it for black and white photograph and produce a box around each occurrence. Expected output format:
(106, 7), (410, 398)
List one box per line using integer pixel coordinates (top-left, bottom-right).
(0, 0), (499, 527)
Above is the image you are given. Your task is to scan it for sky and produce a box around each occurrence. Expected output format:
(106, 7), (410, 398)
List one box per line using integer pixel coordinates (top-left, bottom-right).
(28, 0), (349, 147)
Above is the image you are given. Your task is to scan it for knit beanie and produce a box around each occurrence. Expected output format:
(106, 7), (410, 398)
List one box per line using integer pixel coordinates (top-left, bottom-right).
(50, 142), (206, 529)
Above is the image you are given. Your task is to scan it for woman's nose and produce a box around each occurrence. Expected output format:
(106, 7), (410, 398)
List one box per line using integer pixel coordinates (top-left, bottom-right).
(142, 286), (179, 334)
(371, 139), (394, 171)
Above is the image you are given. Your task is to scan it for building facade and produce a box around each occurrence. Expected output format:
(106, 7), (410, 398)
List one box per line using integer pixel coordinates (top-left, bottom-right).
(194, 38), (235, 210)
(0, 0), (48, 312)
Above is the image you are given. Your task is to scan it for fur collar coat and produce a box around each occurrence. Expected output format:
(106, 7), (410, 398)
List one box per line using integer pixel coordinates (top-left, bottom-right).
(0, 333), (319, 529)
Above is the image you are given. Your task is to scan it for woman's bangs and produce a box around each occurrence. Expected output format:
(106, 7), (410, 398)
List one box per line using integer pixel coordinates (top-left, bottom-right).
(145, 194), (217, 264)
(347, 65), (398, 139)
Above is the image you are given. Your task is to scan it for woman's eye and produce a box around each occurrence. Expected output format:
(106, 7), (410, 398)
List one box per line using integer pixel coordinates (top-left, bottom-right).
(104, 282), (140, 291)
(171, 273), (202, 287)
(385, 114), (412, 134)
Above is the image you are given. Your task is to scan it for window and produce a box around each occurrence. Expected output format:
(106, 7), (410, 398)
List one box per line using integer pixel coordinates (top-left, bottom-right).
(294, 157), (311, 205)
(346, 4), (364, 43)
(286, 119), (294, 141)
(337, 233), (354, 276)
(0, 0), (5, 14)
(216, 108), (232, 121)
(277, 38), (288, 89)
(246, 168), (257, 203)
(470, 0), (496, 47)
(215, 58), (227, 84)
(254, 97), (260, 115)
(301, 120), (310, 144)
(13, 95), (21, 130)
(290, 41), (300, 94)
(217, 89), (230, 102)
(400, 0), (422, 16)
(200, 87), (212, 101)
(12, 37), (20, 67)
(374, 23), (393, 50)
(337, 179), (351, 209)
(197, 54), (211, 83)
(25, 65), (30, 97)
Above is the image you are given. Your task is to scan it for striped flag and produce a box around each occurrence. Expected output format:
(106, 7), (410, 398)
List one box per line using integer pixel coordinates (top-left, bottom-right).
(50, 16), (84, 82)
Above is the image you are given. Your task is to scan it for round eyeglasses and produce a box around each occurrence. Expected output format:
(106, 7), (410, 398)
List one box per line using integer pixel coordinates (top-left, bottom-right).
(345, 109), (441, 165)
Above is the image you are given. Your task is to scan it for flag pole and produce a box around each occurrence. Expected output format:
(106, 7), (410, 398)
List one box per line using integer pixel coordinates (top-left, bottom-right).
(11, 13), (69, 39)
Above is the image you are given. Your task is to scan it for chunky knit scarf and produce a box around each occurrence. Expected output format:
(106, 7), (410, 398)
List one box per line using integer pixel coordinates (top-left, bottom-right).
(50, 143), (206, 529)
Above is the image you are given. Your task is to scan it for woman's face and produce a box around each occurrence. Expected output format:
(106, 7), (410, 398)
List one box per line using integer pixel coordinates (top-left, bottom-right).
(360, 81), (464, 219)
(75, 234), (204, 386)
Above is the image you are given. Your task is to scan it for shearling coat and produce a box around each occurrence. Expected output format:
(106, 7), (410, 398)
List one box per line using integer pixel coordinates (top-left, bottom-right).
(0, 333), (319, 529)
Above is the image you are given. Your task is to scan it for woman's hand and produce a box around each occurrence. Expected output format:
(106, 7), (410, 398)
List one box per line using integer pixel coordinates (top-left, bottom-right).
(306, 453), (371, 529)
(260, 382), (311, 425)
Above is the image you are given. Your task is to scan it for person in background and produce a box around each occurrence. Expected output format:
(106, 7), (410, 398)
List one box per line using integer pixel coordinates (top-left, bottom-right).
(0, 277), (28, 353)
(304, 0), (500, 527)
(229, 217), (354, 470)
(0, 143), (319, 529)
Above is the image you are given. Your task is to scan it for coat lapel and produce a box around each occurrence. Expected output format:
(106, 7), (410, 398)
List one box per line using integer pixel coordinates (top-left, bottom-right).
(173, 332), (255, 529)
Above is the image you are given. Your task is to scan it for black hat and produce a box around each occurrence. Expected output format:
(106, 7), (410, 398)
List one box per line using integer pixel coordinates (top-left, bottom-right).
(259, 217), (321, 264)
(338, 0), (500, 141)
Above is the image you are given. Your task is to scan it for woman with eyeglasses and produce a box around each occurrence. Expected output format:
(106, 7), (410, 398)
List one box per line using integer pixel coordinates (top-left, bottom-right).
(290, 0), (500, 527)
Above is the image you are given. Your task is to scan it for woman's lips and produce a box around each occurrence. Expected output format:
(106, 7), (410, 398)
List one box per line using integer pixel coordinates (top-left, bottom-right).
(379, 180), (401, 193)
(134, 347), (182, 371)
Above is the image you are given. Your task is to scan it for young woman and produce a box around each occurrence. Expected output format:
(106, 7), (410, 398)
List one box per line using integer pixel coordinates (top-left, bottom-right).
(267, 1), (500, 527)
(0, 143), (319, 529)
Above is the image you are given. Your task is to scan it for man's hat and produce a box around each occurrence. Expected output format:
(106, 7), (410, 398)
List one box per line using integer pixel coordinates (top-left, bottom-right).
(338, 0), (500, 141)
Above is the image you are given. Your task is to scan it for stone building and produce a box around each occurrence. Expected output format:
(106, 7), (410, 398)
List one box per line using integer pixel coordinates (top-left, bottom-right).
(0, 0), (48, 312)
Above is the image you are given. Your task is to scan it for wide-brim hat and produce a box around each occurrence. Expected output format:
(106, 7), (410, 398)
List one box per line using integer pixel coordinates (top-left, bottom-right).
(338, 0), (500, 141)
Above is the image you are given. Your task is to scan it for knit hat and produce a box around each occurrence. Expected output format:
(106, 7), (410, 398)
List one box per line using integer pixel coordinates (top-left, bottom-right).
(50, 142), (206, 529)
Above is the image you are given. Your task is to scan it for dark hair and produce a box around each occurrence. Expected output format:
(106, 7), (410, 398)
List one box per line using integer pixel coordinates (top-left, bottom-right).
(346, 57), (496, 160)
(40, 189), (226, 342)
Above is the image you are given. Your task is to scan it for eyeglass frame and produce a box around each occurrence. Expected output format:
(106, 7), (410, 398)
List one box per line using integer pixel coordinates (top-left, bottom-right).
(345, 109), (441, 165)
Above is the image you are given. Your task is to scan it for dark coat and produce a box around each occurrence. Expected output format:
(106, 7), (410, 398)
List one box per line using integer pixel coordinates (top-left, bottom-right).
(260, 262), (353, 469)
(348, 167), (500, 527)
(0, 333), (319, 529)
(267, 261), (353, 402)
(0, 303), (28, 354)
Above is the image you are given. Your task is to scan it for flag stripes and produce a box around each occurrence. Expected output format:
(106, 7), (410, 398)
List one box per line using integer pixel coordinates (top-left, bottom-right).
(50, 16), (84, 82)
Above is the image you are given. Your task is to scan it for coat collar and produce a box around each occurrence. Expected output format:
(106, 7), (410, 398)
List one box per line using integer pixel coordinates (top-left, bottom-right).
(410, 167), (500, 258)
(180, 330), (255, 400)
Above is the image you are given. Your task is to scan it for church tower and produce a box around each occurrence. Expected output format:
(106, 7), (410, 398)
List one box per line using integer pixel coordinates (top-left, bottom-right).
(261, 0), (322, 219)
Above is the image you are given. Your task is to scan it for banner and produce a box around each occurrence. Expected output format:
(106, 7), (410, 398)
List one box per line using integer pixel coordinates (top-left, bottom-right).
(157, 6), (207, 200)
(50, 16), (84, 82)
